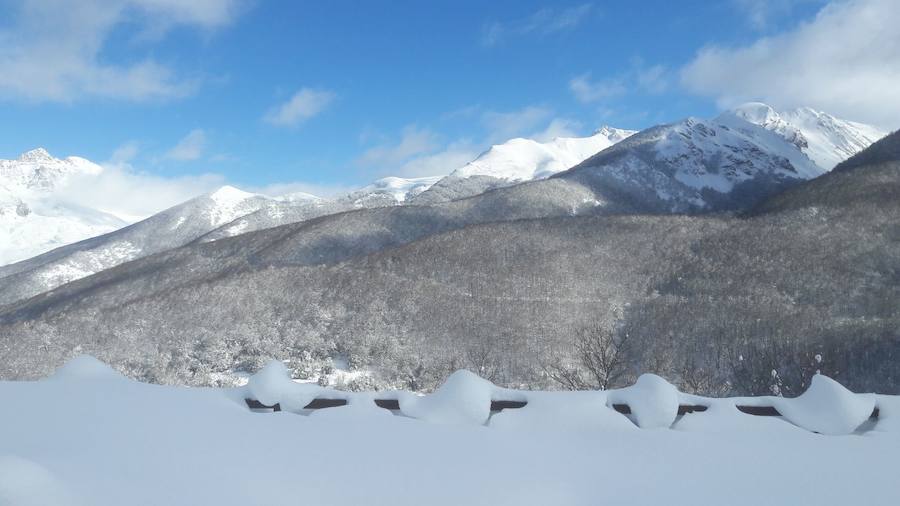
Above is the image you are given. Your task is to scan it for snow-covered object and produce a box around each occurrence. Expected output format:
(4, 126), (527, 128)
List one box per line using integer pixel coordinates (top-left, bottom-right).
(606, 374), (680, 429)
(246, 360), (322, 412)
(454, 126), (636, 182)
(773, 374), (876, 435)
(727, 103), (885, 170)
(400, 370), (495, 425)
(50, 355), (124, 381)
(490, 390), (635, 431)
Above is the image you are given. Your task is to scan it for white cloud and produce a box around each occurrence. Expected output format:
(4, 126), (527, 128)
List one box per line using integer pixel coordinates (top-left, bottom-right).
(357, 126), (441, 169)
(481, 106), (555, 142)
(264, 88), (336, 127)
(394, 141), (481, 179)
(59, 162), (226, 221)
(570, 61), (669, 104)
(483, 4), (593, 46)
(109, 141), (140, 164)
(532, 118), (582, 142)
(733, 0), (824, 30)
(165, 129), (207, 161)
(0, 0), (240, 102)
(570, 74), (627, 103)
(682, 0), (900, 129)
(355, 106), (584, 178)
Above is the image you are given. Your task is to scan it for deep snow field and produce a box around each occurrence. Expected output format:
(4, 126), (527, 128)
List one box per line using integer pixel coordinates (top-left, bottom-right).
(1, 357), (898, 506)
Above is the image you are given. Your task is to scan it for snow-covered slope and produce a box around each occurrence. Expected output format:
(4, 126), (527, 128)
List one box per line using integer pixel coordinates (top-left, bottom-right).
(727, 103), (886, 170)
(455, 126), (636, 181)
(0, 185), (280, 305)
(412, 127), (636, 204)
(346, 175), (443, 205)
(200, 129), (637, 241)
(0, 149), (126, 265)
(558, 114), (824, 212)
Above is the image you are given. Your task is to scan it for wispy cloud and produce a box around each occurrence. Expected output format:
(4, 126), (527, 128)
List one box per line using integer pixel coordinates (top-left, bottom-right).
(570, 60), (670, 104)
(482, 4), (593, 46)
(0, 0), (241, 103)
(356, 105), (584, 178)
(264, 88), (336, 127)
(682, 0), (900, 129)
(165, 129), (207, 161)
(732, 0), (825, 30)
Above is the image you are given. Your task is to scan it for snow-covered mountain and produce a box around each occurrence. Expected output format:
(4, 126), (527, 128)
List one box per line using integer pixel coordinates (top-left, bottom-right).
(0, 106), (884, 305)
(0, 149), (126, 265)
(557, 113), (825, 212)
(411, 126), (636, 204)
(199, 129), (638, 241)
(726, 103), (886, 170)
(0, 185), (280, 305)
(456, 126), (636, 181)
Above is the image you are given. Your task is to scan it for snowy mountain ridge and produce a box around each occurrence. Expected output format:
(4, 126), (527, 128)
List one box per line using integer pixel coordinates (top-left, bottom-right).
(725, 102), (886, 170)
(452, 126), (637, 182)
(0, 104), (885, 303)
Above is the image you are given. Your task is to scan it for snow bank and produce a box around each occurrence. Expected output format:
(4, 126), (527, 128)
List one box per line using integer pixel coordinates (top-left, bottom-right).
(606, 374), (679, 429)
(245, 360), (323, 412)
(0, 455), (77, 506)
(774, 374), (876, 435)
(309, 395), (394, 422)
(51, 354), (124, 381)
(400, 370), (495, 425)
(490, 391), (636, 431)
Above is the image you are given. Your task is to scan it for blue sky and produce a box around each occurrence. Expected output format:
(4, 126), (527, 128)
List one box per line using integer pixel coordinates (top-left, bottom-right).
(1, 0), (896, 206)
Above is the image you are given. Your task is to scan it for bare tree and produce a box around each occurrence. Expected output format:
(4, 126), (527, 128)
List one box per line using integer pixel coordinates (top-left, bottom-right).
(545, 324), (631, 390)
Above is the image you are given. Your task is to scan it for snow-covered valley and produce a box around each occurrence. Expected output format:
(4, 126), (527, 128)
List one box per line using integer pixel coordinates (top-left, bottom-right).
(1, 356), (897, 506)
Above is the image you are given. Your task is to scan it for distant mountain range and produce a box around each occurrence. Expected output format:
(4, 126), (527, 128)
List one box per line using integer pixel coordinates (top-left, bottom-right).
(0, 106), (894, 395)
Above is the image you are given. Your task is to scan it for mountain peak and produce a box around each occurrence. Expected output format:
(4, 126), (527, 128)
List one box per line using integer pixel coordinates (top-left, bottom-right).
(728, 102), (779, 125)
(17, 148), (54, 163)
(208, 185), (257, 203)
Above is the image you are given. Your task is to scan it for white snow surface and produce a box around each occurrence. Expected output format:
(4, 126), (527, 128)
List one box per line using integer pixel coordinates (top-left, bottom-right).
(0, 356), (897, 506)
(726, 102), (886, 170)
(349, 175), (443, 204)
(454, 126), (636, 182)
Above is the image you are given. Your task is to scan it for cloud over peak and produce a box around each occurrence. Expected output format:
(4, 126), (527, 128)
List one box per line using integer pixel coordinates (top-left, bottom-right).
(682, 0), (900, 129)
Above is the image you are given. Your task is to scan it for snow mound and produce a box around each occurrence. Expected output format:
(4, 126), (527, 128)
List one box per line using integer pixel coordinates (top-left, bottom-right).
(607, 374), (679, 429)
(774, 374), (876, 435)
(0, 455), (77, 506)
(400, 370), (495, 425)
(51, 355), (124, 381)
(246, 360), (322, 413)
